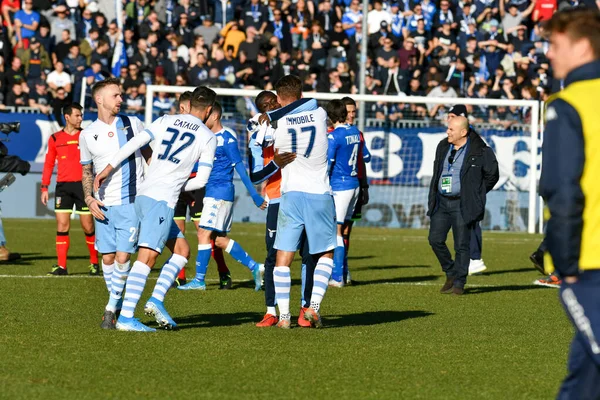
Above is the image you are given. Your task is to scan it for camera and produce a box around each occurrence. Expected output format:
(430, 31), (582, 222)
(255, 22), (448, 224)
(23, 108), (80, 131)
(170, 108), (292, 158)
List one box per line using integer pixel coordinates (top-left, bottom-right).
(0, 122), (20, 135)
(0, 122), (29, 175)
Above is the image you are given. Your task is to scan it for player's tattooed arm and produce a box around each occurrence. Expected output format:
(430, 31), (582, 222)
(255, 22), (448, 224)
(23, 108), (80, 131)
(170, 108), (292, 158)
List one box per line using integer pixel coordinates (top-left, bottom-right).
(82, 164), (94, 200)
(82, 164), (106, 220)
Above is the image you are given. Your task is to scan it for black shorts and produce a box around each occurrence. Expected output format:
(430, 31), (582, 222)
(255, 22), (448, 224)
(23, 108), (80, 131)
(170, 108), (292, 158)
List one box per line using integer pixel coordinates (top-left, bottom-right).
(55, 181), (89, 214)
(174, 188), (206, 221)
(351, 188), (365, 221)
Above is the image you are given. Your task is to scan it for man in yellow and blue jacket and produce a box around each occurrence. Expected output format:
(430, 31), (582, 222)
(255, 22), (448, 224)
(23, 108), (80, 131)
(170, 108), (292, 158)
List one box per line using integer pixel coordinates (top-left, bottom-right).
(541, 8), (600, 399)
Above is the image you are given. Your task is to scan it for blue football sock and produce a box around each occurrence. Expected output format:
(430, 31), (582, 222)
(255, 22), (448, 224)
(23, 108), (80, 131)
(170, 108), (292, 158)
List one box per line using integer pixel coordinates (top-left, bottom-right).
(343, 242), (349, 280)
(301, 263), (307, 307)
(102, 262), (114, 293)
(152, 254), (187, 302)
(195, 244), (212, 281)
(332, 235), (345, 282)
(106, 261), (130, 312)
(311, 257), (334, 311)
(274, 266), (291, 317)
(120, 261), (150, 319)
(225, 239), (256, 271)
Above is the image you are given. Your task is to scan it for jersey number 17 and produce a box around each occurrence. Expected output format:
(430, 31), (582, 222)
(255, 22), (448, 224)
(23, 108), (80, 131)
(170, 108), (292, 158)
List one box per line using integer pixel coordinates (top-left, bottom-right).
(288, 126), (316, 157)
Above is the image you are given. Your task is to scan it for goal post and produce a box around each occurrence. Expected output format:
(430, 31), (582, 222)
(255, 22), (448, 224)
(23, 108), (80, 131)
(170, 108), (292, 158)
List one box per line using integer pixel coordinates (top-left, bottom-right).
(144, 84), (542, 234)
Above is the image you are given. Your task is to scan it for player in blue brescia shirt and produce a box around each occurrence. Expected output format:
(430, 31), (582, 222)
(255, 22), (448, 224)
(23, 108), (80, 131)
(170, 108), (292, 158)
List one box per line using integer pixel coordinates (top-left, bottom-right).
(179, 101), (267, 291)
(326, 100), (371, 286)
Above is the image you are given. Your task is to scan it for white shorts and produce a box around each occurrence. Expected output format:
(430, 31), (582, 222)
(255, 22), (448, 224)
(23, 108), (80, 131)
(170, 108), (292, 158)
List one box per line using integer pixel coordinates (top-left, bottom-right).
(333, 188), (360, 224)
(199, 197), (234, 233)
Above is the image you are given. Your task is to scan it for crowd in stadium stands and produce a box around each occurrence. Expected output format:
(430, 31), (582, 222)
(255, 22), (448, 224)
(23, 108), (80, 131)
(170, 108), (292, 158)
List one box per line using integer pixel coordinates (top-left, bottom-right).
(0, 0), (572, 123)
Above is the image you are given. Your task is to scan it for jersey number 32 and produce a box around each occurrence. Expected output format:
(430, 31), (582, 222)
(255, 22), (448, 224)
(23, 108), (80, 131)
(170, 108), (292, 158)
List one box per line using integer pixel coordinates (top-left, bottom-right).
(158, 127), (196, 164)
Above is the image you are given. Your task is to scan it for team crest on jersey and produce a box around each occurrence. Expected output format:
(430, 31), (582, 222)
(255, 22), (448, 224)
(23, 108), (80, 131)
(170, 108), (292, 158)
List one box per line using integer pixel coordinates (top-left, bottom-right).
(108, 131), (115, 138)
(56, 197), (61, 207)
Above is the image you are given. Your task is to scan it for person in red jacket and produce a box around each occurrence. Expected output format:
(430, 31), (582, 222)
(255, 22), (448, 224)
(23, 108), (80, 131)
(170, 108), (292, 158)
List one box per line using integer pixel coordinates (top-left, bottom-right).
(41, 103), (99, 275)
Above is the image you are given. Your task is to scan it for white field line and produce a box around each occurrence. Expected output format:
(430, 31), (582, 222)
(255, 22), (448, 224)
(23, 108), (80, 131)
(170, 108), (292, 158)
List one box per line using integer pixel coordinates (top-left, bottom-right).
(8, 225), (540, 243)
(0, 274), (537, 289)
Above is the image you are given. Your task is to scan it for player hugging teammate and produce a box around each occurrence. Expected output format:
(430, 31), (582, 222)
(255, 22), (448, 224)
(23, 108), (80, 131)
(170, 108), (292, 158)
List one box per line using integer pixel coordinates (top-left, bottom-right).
(249, 76), (371, 328)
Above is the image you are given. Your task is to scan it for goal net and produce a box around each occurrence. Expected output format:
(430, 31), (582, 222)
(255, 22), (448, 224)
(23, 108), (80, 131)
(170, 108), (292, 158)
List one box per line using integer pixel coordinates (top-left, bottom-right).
(143, 85), (541, 234)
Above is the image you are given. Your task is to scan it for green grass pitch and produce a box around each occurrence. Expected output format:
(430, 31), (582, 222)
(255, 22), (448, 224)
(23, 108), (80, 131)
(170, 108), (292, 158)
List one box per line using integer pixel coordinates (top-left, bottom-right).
(0, 219), (572, 399)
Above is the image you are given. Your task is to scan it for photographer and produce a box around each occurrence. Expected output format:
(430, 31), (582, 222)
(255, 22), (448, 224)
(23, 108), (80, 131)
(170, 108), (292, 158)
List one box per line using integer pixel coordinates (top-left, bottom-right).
(0, 121), (31, 262)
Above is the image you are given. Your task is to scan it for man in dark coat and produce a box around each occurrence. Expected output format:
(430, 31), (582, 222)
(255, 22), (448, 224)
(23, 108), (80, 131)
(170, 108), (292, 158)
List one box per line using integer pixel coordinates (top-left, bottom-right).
(427, 114), (499, 294)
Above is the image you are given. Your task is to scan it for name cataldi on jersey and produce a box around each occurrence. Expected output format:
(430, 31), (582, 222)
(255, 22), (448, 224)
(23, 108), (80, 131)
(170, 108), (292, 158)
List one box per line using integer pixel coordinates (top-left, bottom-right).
(173, 118), (202, 131)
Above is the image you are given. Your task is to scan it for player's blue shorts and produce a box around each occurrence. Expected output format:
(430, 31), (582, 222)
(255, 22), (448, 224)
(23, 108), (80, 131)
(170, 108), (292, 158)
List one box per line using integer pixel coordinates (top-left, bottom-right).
(135, 195), (184, 254)
(95, 203), (139, 254)
(274, 191), (336, 255)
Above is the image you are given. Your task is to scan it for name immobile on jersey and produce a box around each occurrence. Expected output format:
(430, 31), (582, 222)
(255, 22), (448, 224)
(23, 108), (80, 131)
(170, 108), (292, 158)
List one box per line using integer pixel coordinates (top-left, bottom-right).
(286, 114), (315, 125)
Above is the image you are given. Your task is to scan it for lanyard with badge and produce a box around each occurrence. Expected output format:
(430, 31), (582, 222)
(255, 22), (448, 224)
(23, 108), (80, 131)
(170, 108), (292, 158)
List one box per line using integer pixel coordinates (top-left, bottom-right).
(441, 146), (465, 194)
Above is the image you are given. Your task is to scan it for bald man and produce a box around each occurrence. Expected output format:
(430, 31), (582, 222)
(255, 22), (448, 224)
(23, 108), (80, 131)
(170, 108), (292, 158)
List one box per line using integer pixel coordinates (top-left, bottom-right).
(447, 105), (487, 275)
(427, 116), (499, 295)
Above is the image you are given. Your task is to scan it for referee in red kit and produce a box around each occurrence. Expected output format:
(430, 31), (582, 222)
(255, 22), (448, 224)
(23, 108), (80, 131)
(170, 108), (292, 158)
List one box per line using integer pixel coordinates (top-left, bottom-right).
(41, 103), (99, 275)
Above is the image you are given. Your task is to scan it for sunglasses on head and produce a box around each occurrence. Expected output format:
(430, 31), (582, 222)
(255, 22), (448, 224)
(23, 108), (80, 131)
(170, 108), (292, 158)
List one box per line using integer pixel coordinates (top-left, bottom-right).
(449, 149), (457, 164)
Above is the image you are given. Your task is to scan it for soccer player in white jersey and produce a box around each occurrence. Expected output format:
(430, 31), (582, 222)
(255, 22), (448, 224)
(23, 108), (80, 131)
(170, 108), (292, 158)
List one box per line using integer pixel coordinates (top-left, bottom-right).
(270, 75), (336, 329)
(178, 101), (266, 291)
(172, 91), (232, 288)
(248, 92), (317, 328)
(94, 87), (217, 332)
(79, 78), (146, 330)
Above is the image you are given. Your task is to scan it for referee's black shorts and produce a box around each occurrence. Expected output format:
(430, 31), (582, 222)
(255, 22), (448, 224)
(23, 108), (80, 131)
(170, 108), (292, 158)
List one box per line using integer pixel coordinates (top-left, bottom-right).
(55, 181), (90, 214)
(174, 188), (206, 221)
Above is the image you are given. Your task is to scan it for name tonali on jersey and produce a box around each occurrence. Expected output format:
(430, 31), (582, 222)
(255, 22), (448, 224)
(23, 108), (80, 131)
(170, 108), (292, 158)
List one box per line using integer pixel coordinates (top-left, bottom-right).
(345, 135), (360, 145)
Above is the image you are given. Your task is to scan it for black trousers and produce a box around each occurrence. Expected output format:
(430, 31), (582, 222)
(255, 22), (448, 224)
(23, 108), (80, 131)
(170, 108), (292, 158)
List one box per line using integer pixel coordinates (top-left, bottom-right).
(264, 202), (315, 309)
(470, 222), (482, 260)
(428, 196), (473, 289)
